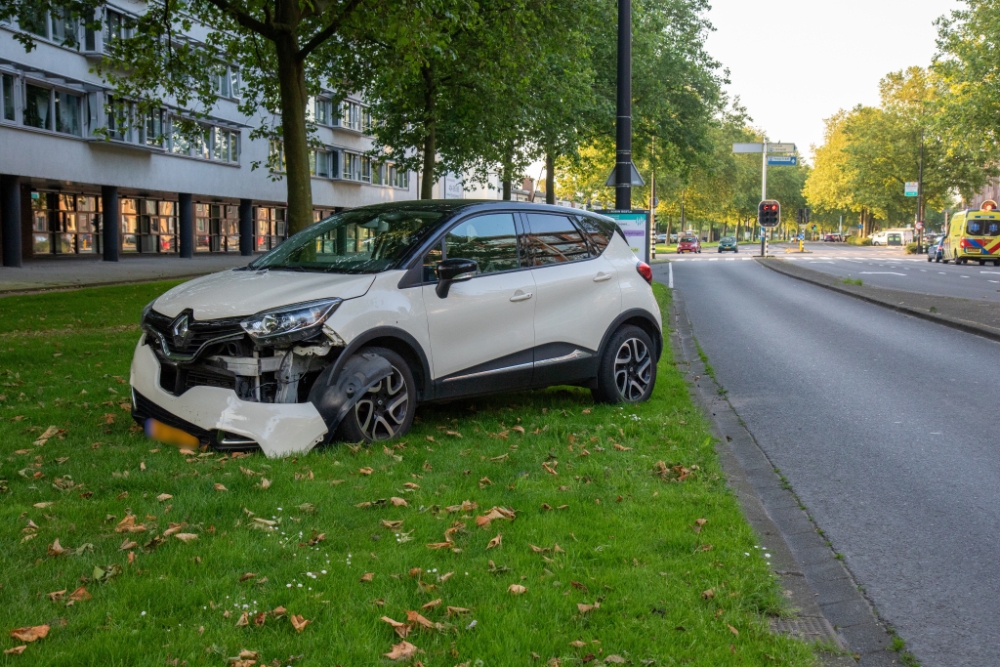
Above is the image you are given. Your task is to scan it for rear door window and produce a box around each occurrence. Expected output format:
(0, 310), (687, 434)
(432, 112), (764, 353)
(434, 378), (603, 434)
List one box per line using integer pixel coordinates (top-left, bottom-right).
(985, 221), (1000, 237)
(524, 213), (591, 265)
(967, 220), (985, 236)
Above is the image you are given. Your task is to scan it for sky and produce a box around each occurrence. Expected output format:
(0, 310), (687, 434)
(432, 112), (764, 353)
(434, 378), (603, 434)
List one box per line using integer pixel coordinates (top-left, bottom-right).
(704, 0), (962, 161)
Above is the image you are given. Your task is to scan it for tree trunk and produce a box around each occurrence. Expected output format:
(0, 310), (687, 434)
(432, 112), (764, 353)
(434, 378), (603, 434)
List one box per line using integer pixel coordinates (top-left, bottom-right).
(420, 65), (436, 200)
(545, 150), (555, 205)
(502, 142), (514, 201)
(275, 35), (312, 236)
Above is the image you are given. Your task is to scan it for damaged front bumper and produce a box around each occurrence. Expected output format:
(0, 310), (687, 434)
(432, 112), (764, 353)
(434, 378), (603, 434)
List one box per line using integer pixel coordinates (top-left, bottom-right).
(130, 338), (328, 458)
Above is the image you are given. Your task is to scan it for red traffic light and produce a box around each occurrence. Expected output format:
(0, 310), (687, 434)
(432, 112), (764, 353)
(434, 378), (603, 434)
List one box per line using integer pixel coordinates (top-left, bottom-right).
(982, 199), (997, 211)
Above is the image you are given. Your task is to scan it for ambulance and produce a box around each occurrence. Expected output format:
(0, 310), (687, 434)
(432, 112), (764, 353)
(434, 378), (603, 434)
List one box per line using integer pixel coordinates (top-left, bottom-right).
(943, 201), (1000, 266)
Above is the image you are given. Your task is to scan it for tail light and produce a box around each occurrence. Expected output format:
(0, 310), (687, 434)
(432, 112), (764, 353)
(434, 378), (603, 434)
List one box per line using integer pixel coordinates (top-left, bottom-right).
(636, 262), (653, 285)
(960, 238), (971, 249)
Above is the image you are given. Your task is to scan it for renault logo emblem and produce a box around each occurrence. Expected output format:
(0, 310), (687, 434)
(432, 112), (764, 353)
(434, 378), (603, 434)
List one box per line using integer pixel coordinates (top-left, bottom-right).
(171, 313), (191, 349)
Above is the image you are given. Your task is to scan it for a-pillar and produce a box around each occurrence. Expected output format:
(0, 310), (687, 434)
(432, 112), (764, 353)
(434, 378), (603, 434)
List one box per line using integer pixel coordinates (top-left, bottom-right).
(101, 185), (119, 262)
(0, 174), (22, 267)
(178, 193), (193, 258)
(238, 199), (253, 256)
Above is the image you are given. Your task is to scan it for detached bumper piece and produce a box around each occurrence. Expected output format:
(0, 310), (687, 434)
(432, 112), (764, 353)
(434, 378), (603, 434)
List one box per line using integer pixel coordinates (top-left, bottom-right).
(130, 340), (328, 458)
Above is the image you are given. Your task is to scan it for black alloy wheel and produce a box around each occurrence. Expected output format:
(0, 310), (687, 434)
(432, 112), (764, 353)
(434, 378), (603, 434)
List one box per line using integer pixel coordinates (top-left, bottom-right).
(592, 325), (657, 404)
(337, 347), (416, 443)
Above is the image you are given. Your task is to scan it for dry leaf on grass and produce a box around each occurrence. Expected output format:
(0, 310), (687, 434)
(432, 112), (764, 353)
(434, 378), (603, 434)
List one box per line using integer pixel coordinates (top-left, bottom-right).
(360, 572), (374, 583)
(728, 624), (739, 636)
(68, 587), (91, 602)
(577, 602), (600, 614)
(213, 483), (227, 492)
(156, 493), (172, 502)
(235, 612), (249, 627)
(258, 478), (271, 490)
(33, 502), (54, 509)
(426, 542), (453, 550)
(114, 515), (146, 533)
(173, 533), (198, 543)
(4, 646), (26, 655)
(384, 640), (419, 661)
(446, 606), (470, 616)
(693, 518), (707, 534)
(542, 462), (558, 476)
(382, 520), (404, 530)
(290, 614), (311, 633)
(569, 640), (586, 648)
(47, 539), (66, 557)
(239, 573), (256, 583)
(421, 599), (441, 610)
(359, 467), (374, 476)
(613, 444), (631, 451)
(702, 588), (715, 600)
(508, 584), (527, 595)
(381, 616), (411, 638)
(271, 606), (287, 618)
(405, 610), (434, 630)
(46, 590), (66, 602)
(237, 650), (259, 660)
(486, 534), (502, 549)
(389, 497), (408, 507)
(163, 522), (187, 537)
(10, 625), (49, 643)
(119, 539), (137, 551)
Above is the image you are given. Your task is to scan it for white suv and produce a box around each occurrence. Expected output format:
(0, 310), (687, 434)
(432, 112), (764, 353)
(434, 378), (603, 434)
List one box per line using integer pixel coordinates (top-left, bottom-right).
(131, 201), (662, 457)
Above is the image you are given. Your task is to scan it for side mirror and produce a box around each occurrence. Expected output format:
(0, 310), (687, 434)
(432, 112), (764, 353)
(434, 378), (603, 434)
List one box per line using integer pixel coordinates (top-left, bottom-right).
(435, 258), (478, 299)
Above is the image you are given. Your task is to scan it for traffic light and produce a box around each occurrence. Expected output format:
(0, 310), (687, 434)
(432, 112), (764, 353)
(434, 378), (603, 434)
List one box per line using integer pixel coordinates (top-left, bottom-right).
(796, 209), (804, 224)
(983, 200), (997, 211)
(804, 208), (811, 223)
(758, 200), (780, 228)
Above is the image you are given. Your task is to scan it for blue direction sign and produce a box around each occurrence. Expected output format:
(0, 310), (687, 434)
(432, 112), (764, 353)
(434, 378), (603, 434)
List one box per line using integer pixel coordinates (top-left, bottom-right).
(767, 156), (797, 166)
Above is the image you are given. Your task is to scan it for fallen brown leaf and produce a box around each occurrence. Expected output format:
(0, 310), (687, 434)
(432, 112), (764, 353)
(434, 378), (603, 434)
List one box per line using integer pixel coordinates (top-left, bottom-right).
(405, 610), (434, 630)
(10, 625), (49, 643)
(114, 515), (146, 534)
(569, 640), (586, 648)
(46, 590), (66, 602)
(384, 640), (419, 661)
(577, 601), (600, 614)
(213, 483), (227, 492)
(47, 539), (66, 557)
(728, 624), (739, 636)
(389, 497), (408, 507)
(235, 612), (249, 627)
(360, 572), (374, 583)
(3, 646), (26, 655)
(290, 614), (311, 633)
(486, 534), (502, 550)
(359, 467), (374, 476)
(381, 616), (411, 638)
(258, 478), (271, 490)
(421, 599), (442, 610)
(702, 588), (715, 600)
(508, 584), (526, 595)
(68, 587), (91, 602)
(382, 520), (404, 530)
(156, 493), (172, 502)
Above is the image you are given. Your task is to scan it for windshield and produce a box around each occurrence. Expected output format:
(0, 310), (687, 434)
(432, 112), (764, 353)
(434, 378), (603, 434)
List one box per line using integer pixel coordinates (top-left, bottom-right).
(680, 237), (697, 243)
(250, 207), (448, 273)
(721, 236), (735, 242)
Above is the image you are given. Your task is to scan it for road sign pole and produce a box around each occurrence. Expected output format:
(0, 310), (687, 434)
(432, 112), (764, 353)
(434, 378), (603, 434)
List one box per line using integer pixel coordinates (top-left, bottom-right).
(761, 140), (767, 258)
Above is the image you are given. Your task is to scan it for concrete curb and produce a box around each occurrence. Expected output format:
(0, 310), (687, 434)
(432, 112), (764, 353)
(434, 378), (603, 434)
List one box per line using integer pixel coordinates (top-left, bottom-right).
(755, 257), (1000, 343)
(668, 288), (900, 667)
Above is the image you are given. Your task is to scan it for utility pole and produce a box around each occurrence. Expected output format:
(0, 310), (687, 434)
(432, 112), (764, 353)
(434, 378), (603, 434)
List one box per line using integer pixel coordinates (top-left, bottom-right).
(760, 140), (768, 257)
(916, 129), (925, 252)
(615, 0), (632, 210)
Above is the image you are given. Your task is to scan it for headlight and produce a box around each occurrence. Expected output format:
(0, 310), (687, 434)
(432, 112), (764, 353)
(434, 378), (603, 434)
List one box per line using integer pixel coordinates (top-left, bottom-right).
(240, 298), (342, 344)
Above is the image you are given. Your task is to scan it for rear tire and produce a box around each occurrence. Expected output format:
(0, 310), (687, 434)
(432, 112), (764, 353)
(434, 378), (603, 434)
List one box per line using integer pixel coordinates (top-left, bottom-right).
(979, 260), (986, 266)
(592, 325), (657, 404)
(336, 347), (416, 444)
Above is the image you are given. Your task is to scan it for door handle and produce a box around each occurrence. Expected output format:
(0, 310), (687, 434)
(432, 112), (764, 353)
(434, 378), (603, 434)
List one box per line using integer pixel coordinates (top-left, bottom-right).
(594, 272), (612, 282)
(510, 291), (533, 302)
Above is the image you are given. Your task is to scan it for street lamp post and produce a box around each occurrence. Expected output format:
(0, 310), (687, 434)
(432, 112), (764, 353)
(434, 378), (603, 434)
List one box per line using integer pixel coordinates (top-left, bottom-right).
(615, 0), (632, 210)
(916, 129), (925, 252)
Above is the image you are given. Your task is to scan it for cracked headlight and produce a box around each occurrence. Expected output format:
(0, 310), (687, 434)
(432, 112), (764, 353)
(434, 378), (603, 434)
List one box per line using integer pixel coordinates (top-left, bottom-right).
(240, 298), (343, 345)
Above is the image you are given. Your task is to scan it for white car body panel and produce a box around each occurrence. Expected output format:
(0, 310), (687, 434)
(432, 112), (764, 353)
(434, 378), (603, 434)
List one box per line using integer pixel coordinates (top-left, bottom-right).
(422, 270), (536, 378)
(130, 338), (328, 457)
(530, 255), (620, 352)
(324, 270), (431, 353)
(604, 234), (662, 328)
(152, 269), (376, 320)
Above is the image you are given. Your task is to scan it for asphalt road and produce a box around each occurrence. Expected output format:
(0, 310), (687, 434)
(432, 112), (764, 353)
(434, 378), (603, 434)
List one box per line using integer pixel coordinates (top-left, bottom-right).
(666, 243), (1000, 303)
(654, 258), (1000, 667)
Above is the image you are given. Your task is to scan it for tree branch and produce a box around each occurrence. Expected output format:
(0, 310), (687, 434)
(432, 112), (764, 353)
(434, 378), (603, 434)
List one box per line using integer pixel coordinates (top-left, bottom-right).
(296, 0), (364, 62)
(203, 0), (276, 40)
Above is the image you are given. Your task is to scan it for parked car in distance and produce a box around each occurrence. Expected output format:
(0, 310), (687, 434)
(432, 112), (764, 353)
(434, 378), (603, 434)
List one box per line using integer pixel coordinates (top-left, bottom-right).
(656, 233), (667, 243)
(927, 235), (945, 263)
(677, 236), (701, 254)
(717, 236), (738, 253)
(131, 201), (664, 457)
(823, 233), (843, 242)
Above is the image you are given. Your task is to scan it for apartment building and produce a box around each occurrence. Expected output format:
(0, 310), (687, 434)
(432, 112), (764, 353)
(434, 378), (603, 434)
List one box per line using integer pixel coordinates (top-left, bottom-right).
(0, 3), (417, 267)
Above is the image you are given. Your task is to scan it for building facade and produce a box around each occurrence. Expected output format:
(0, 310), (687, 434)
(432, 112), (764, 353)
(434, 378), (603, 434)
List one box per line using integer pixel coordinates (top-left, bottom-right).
(0, 3), (418, 267)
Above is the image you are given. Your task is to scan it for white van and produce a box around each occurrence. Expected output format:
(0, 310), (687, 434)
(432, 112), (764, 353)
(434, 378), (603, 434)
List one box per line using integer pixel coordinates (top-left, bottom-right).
(871, 229), (914, 246)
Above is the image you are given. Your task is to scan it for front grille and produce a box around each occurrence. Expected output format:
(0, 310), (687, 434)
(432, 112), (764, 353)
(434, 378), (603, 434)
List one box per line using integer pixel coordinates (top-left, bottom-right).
(145, 310), (245, 357)
(184, 369), (237, 391)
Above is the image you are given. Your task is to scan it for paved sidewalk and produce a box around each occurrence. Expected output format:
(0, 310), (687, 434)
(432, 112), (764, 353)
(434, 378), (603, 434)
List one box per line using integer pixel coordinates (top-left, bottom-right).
(0, 254), (258, 294)
(759, 258), (1000, 342)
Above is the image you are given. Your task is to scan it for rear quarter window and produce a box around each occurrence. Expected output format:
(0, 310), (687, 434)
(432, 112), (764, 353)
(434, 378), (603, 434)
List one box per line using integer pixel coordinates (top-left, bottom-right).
(524, 213), (591, 265)
(574, 215), (616, 255)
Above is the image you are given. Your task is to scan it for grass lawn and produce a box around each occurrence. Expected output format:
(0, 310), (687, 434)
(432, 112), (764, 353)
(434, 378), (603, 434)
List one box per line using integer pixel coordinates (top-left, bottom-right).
(0, 280), (817, 666)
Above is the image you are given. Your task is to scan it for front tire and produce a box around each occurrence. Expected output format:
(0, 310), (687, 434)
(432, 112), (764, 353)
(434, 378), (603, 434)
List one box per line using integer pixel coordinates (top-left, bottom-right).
(592, 325), (657, 404)
(337, 347), (416, 444)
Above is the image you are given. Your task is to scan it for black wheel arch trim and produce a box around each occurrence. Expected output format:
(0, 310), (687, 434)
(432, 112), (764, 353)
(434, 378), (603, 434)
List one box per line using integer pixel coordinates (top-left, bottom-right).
(598, 309), (664, 363)
(330, 327), (432, 401)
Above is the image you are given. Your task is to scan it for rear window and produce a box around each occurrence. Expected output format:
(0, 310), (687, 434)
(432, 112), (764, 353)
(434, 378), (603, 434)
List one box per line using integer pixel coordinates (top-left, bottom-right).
(986, 221), (1000, 236)
(967, 220), (985, 235)
(524, 213), (591, 265)
(574, 215), (615, 255)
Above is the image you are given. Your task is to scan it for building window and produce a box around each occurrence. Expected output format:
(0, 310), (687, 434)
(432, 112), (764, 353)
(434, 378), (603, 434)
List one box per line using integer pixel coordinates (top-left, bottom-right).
(341, 101), (362, 131)
(24, 84), (52, 130)
(18, 5), (49, 39)
(1, 74), (15, 122)
(29, 192), (102, 256)
(362, 107), (374, 133)
(211, 65), (239, 99)
(310, 150), (335, 178)
(389, 165), (409, 189)
(371, 162), (385, 186)
(54, 90), (81, 135)
(269, 140), (285, 172)
(104, 9), (132, 43)
(255, 206), (286, 252)
(50, 8), (79, 47)
(314, 97), (334, 126)
(145, 109), (163, 146)
(166, 118), (238, 162)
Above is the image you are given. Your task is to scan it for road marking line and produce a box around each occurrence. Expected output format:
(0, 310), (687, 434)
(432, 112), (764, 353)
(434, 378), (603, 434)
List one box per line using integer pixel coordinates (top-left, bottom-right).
(961, 275), (970, 279)
(939, 272), (946, 275)
(725, 258), (735, 261)
(989, 280), (999, 284)
(980, 271), (1000, 274)
(860, 271), (906, 276)
(708, 258), (718, 261)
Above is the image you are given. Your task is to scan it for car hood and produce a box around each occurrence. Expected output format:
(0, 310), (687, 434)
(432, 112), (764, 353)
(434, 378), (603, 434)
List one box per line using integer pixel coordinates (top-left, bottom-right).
(152, 268), (376, 320)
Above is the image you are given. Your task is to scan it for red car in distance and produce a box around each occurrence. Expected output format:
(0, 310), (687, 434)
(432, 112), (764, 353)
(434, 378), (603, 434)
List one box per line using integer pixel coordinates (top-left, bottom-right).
(677, 235), (702, 254)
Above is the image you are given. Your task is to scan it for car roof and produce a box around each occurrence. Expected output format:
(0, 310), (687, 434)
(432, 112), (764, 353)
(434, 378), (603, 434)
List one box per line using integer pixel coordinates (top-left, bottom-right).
(347, 199), (602, 220)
